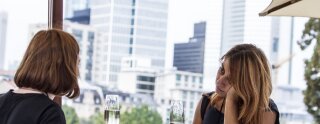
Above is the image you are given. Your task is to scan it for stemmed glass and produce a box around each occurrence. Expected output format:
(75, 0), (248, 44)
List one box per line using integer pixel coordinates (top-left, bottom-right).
(170, 100), (185, 124)
(104, 95), (120, 124)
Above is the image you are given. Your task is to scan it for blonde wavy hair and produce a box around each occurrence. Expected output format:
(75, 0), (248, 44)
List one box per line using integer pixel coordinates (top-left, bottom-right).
(211, 44), (272, 124)
(227, 44), (272, 124)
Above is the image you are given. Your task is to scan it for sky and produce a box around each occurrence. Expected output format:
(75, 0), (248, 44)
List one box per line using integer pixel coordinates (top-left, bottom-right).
(0, 0), (48, 69)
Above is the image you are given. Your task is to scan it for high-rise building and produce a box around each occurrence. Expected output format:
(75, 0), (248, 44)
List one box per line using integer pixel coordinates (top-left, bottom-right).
(270, 17), (314, 122)
(64, 0), (91, 25)
(201, 0), (224, 91)
(64, 0), (90, 18)
(0, 11), (8, 70)
(91, 0), (169, 88)
(220, 0), (273, 57)
(66, 8), (91, 25)
(29, 21), (97, 82)
(173, 22), (206, 73)
(273, 85), (313, 123)
(65, 22), (95, 82)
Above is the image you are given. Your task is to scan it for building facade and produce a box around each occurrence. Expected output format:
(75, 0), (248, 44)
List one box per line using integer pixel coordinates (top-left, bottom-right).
(201, 0), (224, 91)
(64, 22), (95, 82)
(173, 22), (206, 74)
(273, 85), (313, 124)
(0, 11), (8, 70)
(90, 0), (168, 88)
(66, 8), (91, 25)
(154, 71), (203, 124)
(64, 0), (90, 18)
(220, 0), (273, 57)
(118, 57), (158, 96)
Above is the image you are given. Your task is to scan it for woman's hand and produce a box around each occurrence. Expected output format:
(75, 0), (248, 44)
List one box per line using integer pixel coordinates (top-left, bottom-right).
(226, 87), (239, 103)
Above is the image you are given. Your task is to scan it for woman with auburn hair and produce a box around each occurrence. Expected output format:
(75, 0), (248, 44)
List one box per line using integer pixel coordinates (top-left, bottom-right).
(193, 44), (279, 124)
(0, 29), (80, 124)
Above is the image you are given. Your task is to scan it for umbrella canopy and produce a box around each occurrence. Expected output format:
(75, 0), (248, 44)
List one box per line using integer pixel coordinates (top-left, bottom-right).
(259, 0), (320, 18)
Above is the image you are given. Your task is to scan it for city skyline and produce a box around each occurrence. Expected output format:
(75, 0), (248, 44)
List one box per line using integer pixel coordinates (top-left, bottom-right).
(0, 0), (209, 71)
(0, 0), (314, 89)
(0, 0), (316, 123)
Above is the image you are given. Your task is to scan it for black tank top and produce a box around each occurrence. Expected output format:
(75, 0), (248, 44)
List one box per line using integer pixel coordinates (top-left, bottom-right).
(201, 93), (280, 124)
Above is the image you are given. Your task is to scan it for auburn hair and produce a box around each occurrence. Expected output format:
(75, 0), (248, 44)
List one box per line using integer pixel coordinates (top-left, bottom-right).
(14, 29), (80, 98)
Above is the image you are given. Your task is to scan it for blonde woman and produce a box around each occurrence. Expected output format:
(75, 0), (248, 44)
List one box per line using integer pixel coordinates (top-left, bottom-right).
(223, 44), (279, 124)
(193, 44), (279, 124)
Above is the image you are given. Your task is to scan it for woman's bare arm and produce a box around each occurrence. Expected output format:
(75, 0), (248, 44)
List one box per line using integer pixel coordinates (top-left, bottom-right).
(224, 88), (239, 124)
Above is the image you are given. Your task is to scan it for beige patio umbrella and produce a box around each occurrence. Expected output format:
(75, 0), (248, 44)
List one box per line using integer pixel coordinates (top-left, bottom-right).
(259, 0), (320, 18)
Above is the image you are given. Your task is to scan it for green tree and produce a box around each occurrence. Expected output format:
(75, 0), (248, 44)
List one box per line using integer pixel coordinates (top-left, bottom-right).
(121, 105), (162, 124)
(62, 105), (80, 124)
(298, 18), (320, 123)
(89, 112), (104, 124)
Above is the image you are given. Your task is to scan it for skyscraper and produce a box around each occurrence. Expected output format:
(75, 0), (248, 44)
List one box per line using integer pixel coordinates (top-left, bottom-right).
(201, 0), (224, 91)
(220, 0), (273, 57)
(0, 11), (8, 70)
(64, 0), (91, 25)
(66, 8), (91, 25)
(64, 0), (90, 18)
(91, 0), (169, 88)
(64, 22), (95, 82)
(173, 22), (206, 73)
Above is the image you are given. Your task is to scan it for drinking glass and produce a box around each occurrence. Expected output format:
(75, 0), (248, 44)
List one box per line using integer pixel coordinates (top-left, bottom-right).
(104, 95), (120, 124)
(170, 100), (184, 124)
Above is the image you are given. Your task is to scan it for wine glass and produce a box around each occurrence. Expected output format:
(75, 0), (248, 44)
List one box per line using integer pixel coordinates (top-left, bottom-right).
(170, 100), (184, 124)
(104, 95), (120, 124)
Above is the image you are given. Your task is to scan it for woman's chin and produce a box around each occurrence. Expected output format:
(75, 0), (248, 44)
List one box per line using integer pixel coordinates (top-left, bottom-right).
(217, 93), (226, 98)
(215, 89), (226, 97)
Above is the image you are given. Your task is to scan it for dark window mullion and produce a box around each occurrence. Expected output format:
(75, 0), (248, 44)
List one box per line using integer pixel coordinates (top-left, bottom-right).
(49, 0), (63, 106)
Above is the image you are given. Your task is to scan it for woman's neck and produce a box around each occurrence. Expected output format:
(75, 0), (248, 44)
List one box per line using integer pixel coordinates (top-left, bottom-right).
(14, 87), (55, 100)
(215, 98), (226, 113)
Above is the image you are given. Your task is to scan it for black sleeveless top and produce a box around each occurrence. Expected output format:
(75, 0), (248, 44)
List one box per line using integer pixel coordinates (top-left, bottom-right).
(201, 92), (280, 124)
(202, 103), (224, 124)
(0, 90), (66, 124)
